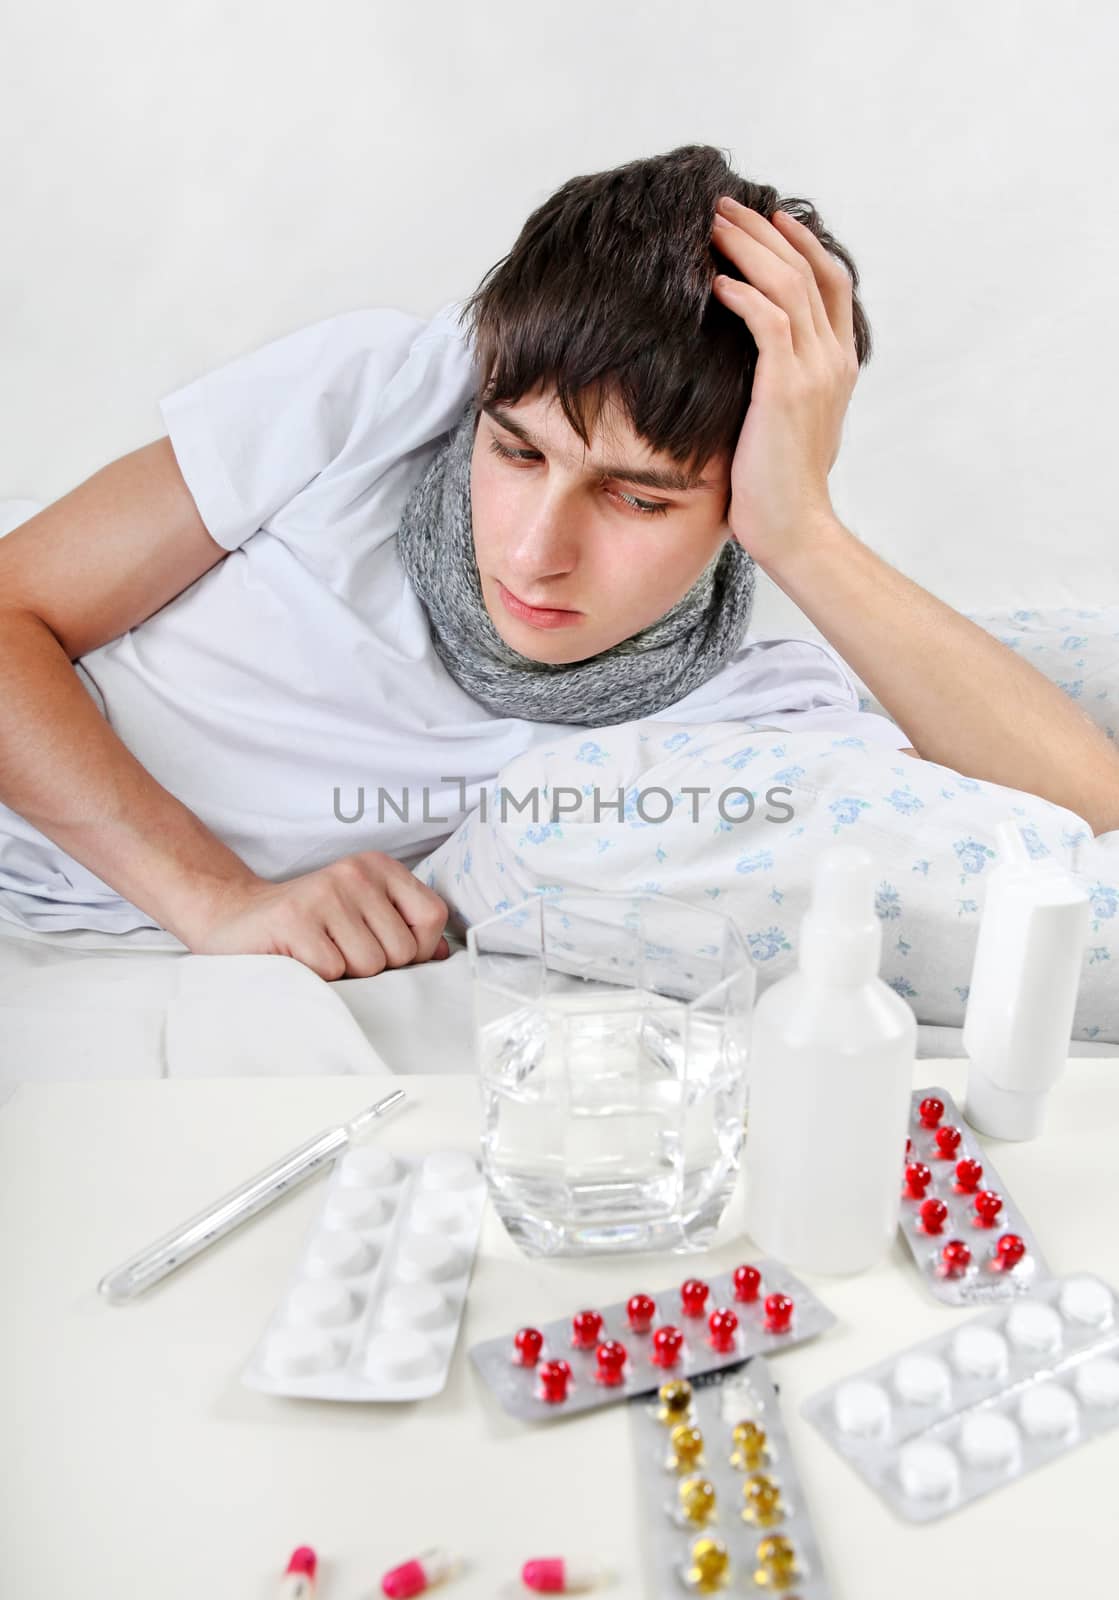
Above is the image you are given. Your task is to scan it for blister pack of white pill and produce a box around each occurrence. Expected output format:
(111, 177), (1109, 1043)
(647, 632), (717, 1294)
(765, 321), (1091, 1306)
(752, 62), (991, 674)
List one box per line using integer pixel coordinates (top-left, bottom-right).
(899, 1087), (1049, 1306)
(802, 1272), (1119, 1521)
(630, 1358), (832, 1597)
(469, 1260), (836, 1423)
(242, 1145), (485, 1401)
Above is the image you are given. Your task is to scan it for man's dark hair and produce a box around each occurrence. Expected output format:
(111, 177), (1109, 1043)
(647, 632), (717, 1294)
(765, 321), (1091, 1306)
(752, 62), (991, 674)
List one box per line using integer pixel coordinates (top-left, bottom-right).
(458, 143), (872, 500)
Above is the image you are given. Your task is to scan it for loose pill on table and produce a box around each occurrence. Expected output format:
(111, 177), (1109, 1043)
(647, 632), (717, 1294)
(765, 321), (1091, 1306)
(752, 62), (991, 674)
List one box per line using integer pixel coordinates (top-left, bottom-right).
(950, 1325), (1010, 1379)
(521, 1558), (604, 1594)
(1018, 1383), (1080, 1439)
(1058, 1276), (1114, 1328)
(684, 1537), (730, 1594)
(832, 1378), (891, 1437)
(1073, 1357), (1119, 1409)
(958, 1410), (1021, 1469)
(340, 1147), (397, 1189)
(893, 1353), (952, 1407)
(897, 1439), (961, 1501)
(381, 1548), (455, 1598)
(1006, 1300), (1063, 1354)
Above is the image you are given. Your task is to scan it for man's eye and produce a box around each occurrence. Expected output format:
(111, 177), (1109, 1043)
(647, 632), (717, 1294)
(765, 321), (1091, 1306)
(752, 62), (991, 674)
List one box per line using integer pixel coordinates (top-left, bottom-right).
(487, 436), (670, 518)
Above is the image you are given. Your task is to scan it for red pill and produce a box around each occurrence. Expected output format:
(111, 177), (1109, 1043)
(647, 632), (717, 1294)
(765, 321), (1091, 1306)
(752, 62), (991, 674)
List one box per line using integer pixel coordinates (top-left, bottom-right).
(764, 1293), (794, 1334)
(995, 1233), (1027, 1270)
(974, 1190), (1004, 1227)
(680, 1278), (709, 1317)
(941, 1239), (972, 1276)
(733, 1264), (762, 1303)
(955, 1158), (984, 1193)
(918, 1096), (945, 1128)
(708, 1307), (739, 1352)
(934, 1125), (962, 1158)
(513, 1327), (544, 1367)
(904, 1162), (932, 1198)
(595, 1339), (627, 1385)
(571, 1310), (603, 1350)
(919, 1197), (948, 1235)
(627, 1293), (656, 1334)
(652, 1325), (684, 1368)
(538, 1359), (572, 1403)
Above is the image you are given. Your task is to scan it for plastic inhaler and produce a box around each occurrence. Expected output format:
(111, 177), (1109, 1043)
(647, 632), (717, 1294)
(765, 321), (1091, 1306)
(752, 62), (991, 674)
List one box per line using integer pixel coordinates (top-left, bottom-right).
(962, 818), (1090, 1142)
(742, 843), (918, 1275)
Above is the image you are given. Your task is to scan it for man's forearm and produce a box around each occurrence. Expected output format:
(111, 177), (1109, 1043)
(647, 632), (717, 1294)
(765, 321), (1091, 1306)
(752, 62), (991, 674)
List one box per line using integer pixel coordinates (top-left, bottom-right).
(763, 517), (1119, 836)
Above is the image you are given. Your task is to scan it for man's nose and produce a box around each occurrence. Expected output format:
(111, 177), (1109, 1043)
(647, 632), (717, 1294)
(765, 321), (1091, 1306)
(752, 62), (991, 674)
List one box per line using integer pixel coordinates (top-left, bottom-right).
(504, 501), (580, 582)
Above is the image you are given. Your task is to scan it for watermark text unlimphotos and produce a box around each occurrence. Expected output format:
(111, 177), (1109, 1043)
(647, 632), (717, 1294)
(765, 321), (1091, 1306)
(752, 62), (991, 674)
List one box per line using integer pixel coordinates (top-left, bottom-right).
(332, 778), (795, 827)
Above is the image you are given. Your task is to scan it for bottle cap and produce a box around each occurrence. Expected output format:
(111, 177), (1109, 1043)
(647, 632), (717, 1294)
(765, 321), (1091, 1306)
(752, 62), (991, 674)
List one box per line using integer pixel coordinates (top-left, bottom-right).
(798, 845), (882, 985)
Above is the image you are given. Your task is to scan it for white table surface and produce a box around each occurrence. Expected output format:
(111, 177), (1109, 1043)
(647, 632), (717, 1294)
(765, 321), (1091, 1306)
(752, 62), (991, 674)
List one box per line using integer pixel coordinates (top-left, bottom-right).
(3, 1059), (1117, 1599)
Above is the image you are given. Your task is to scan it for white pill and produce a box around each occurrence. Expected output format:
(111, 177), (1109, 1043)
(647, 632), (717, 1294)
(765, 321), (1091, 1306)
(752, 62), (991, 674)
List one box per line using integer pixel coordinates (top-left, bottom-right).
(421, 1149), (482, 1191)
(833, 1379), (892, 1437)
(898, 1439), (960, 1501)
(1058, 1276), (1114, 1329)
(363, 1330), (441, 1380)
(959, 1410), (1021, 1469)
(306, 1229), (373, 1278)
(326, 1188), (388, 1230)
(394, 1234), (460, 1282)
(1018, 1383), (1079, 1439)
(286, 1281), (357, 1328)
(266, 1328), (344, 1378)
(410, 1191), (466, 1235)
(340, 1147), (398, 1189)
(950, 1326), (1010, 1380)
(380, 1283), (448, 1331)
(1006, 1300), (1063, 1354)
(893, 1353), (952, 1407)
(1074, 1358), (1119, 1409)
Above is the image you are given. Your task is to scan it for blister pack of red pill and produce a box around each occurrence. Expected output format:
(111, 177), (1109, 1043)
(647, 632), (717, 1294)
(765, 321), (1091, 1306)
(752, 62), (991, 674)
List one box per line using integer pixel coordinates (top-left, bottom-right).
(801, 1271), (1119, 1522)
(899, 1086), (1049, 1305)
(468, 1261), (836, 1422)
(241, 1146), (485, 1401)
(629, 1358), (832, 1596)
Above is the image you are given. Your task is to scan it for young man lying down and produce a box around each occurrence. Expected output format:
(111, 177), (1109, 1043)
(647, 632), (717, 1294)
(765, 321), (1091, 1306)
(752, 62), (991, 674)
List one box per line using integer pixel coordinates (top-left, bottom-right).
(1, 144), (1117, 980)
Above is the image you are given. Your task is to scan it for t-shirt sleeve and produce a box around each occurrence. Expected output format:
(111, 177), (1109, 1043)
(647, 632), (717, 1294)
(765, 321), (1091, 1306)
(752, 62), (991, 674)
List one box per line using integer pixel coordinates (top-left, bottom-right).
(157, 307), (430, 552)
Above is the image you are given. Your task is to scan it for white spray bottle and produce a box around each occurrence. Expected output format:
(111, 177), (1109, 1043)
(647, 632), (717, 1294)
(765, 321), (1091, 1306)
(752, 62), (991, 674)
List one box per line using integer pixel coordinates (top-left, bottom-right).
(743, 843), (917, 1275)
(962, 817), (1090, 1141)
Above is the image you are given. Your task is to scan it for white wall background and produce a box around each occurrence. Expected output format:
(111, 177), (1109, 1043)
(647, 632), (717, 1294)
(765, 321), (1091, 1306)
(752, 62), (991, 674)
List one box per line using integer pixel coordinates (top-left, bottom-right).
(3, 0), (1117, 632)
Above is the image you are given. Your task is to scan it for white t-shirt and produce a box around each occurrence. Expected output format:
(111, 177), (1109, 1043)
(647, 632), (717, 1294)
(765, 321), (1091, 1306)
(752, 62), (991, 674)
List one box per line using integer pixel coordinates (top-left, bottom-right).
(0, 298), (910, 934)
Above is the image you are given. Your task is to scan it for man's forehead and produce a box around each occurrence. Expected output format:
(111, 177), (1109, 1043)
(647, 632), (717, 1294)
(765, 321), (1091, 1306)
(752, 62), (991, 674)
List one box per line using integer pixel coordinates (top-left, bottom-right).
(480, 393), (723, 495)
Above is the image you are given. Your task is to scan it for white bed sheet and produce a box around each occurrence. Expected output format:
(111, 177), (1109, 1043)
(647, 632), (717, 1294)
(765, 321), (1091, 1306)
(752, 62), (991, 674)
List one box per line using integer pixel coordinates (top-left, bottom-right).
(1, 922), (1114, 1101)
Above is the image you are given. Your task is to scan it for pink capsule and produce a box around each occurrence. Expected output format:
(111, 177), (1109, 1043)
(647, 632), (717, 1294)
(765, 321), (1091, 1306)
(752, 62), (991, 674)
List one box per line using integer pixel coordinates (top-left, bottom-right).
(521, 1557), (604, 1593)
(381, 1548), (455, 1598)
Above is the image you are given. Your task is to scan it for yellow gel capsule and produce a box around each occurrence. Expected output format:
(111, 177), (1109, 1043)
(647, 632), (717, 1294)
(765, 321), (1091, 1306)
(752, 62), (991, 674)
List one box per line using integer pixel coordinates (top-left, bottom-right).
(741, 1472), (784, 1527)
(658, 1379), (694, 1422)
(753, 1534), (798, 1589)
(730, 1420), (769, 1469)
(668, 1423), (705, 1470)
(685, 1536), (731, 1593)
(678, 1474), (718, 1526)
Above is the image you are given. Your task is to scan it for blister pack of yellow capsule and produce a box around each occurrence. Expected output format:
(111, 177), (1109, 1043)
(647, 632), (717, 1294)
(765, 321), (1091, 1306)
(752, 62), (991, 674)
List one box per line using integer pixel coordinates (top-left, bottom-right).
(801, 1271), (1119, 1522)
(629, 1357), (832, 1597)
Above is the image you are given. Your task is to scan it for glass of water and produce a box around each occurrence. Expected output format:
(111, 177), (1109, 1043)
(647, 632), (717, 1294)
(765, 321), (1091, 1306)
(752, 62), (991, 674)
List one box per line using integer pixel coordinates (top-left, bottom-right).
(467, 891), (756, 1257)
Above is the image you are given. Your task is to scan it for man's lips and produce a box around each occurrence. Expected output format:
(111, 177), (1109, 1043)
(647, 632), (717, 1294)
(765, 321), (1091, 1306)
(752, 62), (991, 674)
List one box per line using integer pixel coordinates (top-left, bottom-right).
(496, 580), (584, 629)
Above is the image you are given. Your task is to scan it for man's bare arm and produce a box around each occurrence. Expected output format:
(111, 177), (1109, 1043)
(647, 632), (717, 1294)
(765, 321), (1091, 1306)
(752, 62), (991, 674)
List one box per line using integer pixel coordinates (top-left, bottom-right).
(763, 515), (1119, 835)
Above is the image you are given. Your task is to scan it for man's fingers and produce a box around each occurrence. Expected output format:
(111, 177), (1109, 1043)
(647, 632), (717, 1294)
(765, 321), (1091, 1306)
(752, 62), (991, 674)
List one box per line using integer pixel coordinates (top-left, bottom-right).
(712, 201), (828, 351)
(382, 868), (451, 963)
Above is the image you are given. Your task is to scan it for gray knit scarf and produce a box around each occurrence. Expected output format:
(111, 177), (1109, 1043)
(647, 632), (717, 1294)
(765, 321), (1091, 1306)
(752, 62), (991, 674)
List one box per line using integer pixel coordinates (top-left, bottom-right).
(395, 397), (756, 726)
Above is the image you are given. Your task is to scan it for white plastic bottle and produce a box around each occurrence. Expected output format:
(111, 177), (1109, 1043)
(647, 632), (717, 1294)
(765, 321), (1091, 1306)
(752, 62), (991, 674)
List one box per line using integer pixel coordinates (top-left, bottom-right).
(743, 843), (917, 1275)
(962, 818), (1090, 1140)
